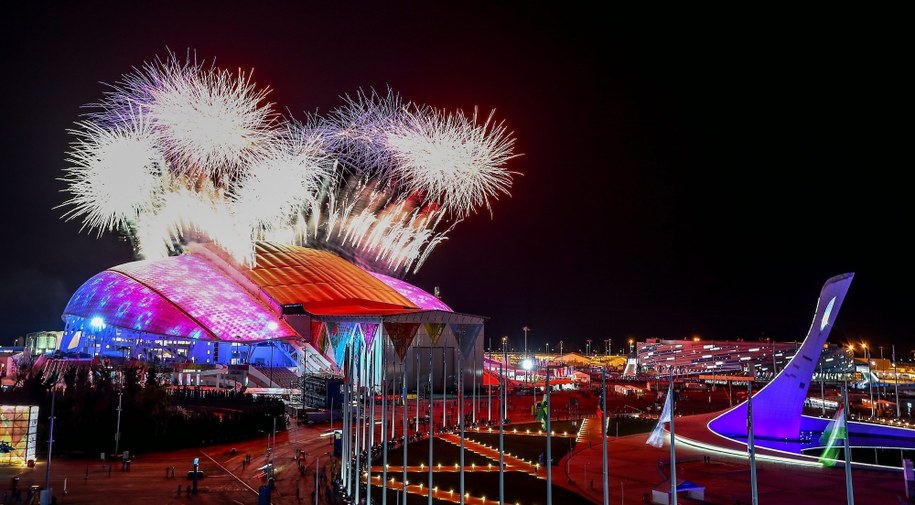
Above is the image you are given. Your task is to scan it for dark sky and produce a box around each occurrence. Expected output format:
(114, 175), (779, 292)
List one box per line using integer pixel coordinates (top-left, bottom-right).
(0, 5), (909, 357)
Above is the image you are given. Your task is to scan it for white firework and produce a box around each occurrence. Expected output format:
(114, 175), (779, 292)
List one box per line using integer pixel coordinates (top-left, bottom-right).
(59, 106), (167, 235)
(232, 121), (334, 236)
(386, 106), (519, 218)
(322, 87), (409, 177)
(99, 50), (278, 180)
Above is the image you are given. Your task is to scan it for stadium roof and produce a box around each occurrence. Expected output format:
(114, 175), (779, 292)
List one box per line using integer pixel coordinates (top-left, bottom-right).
(62, 242), (450, 342)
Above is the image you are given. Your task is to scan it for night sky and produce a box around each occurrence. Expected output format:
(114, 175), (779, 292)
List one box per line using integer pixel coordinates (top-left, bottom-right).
(1, 5), (908, 357)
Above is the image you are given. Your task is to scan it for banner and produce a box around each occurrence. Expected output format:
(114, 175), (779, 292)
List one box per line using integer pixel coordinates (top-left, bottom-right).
(384, 322), (420, 362)
(424, 323), (446, 346)
(450, 323), (482, 358)
(362, 322), (379, 348)
(332, 323), (357, 369)
(310, 320), (326, 349)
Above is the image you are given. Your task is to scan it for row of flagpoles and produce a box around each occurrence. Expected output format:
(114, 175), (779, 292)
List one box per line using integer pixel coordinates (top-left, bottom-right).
(336, 330), (859, 505)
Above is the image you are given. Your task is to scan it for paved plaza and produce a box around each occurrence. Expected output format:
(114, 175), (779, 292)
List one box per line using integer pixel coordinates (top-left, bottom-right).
(2, 389), (910, 504)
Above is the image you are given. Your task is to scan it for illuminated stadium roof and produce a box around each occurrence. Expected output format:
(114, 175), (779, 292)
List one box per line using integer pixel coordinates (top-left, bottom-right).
(242, 242), (419, 315)
(62, 242), (448, 343)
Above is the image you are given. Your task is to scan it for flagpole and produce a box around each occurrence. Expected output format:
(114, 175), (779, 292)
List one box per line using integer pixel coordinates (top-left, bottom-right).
(428, 342), (434, 505)
(381, 343), (388, 505)
(459, 351), (465, 505)
(402, 349), (408, 505)
(342, 345), (351, 495)
(669, 371), (677, 505)
(601, 367), (609, 505)
(488, 347), (492, 422)
(748, 378), (758, 505)
(442, 343), (447, 428)
(367, 341), (375, 505)
(416, 351), (420, 433)
(473, 350), (477, 425)
(545, 365), (553, 505)
(843, 382), (854, 505)
(354, 343), (362, 505)
(499, 361), (505, 505)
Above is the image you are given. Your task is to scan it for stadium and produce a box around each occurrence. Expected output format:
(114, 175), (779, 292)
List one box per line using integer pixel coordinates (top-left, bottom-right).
(44, 241), (485, 393)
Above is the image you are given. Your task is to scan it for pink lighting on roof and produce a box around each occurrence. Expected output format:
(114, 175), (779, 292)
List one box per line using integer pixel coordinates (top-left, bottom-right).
(65, 255), (296, 342)
(370, 272), (452, 312)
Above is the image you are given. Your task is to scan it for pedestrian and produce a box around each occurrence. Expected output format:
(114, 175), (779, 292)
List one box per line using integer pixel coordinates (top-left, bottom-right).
(177, 484), (182, 496)
(186, 484), (191, 496)
(172, 466), (175, 478)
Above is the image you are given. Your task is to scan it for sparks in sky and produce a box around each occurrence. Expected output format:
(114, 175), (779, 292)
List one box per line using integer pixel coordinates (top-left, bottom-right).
(58, 49), (520, 277)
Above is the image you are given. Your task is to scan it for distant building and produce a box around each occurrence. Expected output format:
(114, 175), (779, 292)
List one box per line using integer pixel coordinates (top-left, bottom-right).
(635, 338), (855, 381)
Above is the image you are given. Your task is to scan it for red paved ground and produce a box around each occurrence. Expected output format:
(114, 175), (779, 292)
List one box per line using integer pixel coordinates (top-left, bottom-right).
(1, 386), (909, 504)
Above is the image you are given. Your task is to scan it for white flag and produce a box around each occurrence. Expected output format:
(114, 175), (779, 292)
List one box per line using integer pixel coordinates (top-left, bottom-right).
(646, 390), (673, 448)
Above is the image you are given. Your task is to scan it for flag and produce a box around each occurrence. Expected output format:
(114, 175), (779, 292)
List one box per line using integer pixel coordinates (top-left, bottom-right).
(818, 406), (847, 467)
(535, 400), (549, 430)
(646, 390), (673, 448)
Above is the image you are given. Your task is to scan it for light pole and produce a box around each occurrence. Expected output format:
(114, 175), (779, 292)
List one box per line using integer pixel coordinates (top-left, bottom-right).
(847, 344), (856, 383)
(44, 388), (56, 502)
(879, 345), (887, 405)
(114, 391), (123, 457)
(502, 337), (509, 422)
(558, 340), (563, 356)
(523, 326), (530, 358)
(893, 345), (901, 418)
(522, 358), (535, 413)
(586, 340), (592, 356)
(628, 338), (634, 355)
(864, 343), (875, 417)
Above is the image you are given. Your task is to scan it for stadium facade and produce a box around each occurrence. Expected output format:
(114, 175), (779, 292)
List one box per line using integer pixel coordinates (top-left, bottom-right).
(56, 241), (485, 390)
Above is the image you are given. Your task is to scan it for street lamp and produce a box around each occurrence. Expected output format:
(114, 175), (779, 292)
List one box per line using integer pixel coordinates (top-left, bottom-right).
(90, 316), (105, 356)
(863, 343), (875, 417)
(879, 345), (888, 405)
(522, 358), (536, 412)
(893, 345), (901, 417)
(628, 338), (634, 354)
(586, 340), (592, 356)
(523, 326), (530, 358)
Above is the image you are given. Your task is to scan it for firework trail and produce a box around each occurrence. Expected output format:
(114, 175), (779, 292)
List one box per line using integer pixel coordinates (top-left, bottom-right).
(59, 49), (520, 277)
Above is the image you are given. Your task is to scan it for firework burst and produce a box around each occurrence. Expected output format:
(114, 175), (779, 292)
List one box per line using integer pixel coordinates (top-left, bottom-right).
(60, 51), (520, 277)
(386, 106), (520, 218)
(59, 105), (166, 235)
(96, 49), (279, 180)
